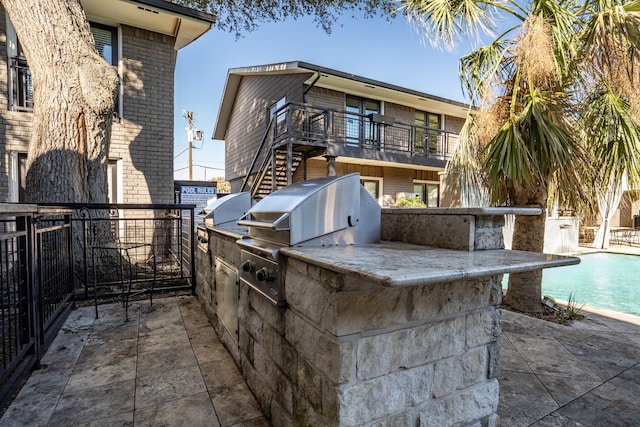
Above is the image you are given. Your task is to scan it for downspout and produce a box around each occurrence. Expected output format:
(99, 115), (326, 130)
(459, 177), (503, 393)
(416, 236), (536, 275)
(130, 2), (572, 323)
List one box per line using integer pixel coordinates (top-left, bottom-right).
(303, 71), (323, 179)
(303, 71), (321, 103)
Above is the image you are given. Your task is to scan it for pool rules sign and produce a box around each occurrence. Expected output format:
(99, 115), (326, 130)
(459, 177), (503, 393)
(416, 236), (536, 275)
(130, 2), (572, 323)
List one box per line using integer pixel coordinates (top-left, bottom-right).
(174, 181), (217, 217)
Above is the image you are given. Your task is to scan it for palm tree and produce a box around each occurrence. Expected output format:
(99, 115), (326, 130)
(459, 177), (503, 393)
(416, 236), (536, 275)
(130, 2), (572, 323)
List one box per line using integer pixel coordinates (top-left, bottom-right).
(401, 0), (640, 312)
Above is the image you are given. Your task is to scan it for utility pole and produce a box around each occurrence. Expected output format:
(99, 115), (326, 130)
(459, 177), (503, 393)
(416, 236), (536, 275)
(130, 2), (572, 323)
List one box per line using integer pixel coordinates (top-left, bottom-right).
(187, 111), (194, 180)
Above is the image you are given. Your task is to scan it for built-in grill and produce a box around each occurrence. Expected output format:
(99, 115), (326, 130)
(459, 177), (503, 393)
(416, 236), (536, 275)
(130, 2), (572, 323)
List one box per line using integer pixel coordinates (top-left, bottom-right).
(236, 173), (380, 305)
(198, 192), (253, 230)
(196, 192), (253, 252)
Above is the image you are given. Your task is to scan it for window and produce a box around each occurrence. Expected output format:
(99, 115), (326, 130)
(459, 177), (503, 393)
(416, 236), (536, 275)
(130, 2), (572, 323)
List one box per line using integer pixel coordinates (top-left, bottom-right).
(413, 181), (439, 207)
(414, 111), (441, 155)
(268, 97), (287, 136)
(6, 19), (120, 114)
(269, 97), (286, 123)
(91, 23), (121, 119)
(361, 177), (383, 205)
(345, 95), (380, 147)
(107, 159), (122, 203)
(9, 152), (28, 202)
(91, 24), (118, 65)
(6, 18), (32, 111)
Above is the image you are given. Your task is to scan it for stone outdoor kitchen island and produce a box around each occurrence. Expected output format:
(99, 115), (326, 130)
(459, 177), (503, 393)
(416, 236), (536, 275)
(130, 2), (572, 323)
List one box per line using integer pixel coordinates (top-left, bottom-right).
(196, 207), (578, 426)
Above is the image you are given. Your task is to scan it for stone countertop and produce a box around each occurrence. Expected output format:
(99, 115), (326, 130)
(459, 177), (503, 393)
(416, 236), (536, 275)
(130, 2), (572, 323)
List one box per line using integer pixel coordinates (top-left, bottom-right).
(382, 207), (543, 216)
(280, 241), (579, 287)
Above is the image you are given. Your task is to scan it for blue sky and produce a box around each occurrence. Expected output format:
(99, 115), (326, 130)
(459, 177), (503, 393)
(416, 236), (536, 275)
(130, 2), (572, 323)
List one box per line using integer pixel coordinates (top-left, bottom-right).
(172, 12), (473, 181)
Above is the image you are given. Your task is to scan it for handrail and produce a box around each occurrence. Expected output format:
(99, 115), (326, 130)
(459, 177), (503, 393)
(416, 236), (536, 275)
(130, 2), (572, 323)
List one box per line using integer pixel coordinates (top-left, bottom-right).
(240, 113), (278, 193)
(240, 101), (459, 198)
(237, 211), (290, 230)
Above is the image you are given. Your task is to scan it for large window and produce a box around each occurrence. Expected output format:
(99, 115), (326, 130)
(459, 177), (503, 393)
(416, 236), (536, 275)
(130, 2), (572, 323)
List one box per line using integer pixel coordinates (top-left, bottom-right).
(268, 97), (286, 123)
(345, 95), (380, 147)
(7, 19), (120, 113)
(361, 177), (383, 205)
(413, 181), (439, 207)
(414, 111), (441, 155)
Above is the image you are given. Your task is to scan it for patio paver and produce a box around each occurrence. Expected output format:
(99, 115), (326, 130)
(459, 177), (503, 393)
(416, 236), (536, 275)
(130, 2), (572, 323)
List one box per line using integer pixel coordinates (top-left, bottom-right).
(0, 296), (270, 427)
(1, 294), (639, 426)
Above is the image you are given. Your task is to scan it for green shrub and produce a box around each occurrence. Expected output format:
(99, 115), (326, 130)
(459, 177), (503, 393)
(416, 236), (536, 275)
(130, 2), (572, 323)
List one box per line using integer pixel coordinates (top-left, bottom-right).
(396, 196), (427, 208)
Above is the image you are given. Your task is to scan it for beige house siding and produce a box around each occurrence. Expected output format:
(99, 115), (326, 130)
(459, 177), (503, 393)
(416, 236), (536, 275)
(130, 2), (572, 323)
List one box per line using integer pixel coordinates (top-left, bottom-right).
(305, 86), (344, 111)
(226, 73), (311, 192)
(222, 67), (468, 207)
(0, 10), (32, 201)
(385, 102), (414, 124)
(0, 10), (179, 204)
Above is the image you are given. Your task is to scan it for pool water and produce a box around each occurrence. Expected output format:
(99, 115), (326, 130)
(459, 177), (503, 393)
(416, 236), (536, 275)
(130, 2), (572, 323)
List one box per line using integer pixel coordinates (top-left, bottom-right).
(504, 252), (640, 316)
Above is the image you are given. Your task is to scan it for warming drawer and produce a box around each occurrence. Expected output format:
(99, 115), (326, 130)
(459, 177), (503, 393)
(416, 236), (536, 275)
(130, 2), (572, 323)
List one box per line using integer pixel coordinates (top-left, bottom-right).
(215, 257), (239, 342)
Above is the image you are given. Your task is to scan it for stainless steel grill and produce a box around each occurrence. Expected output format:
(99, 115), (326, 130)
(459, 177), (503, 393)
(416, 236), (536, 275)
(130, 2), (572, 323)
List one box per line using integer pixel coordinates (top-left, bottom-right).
(237, 173), (380, 305)
(198, 192), (253, 230)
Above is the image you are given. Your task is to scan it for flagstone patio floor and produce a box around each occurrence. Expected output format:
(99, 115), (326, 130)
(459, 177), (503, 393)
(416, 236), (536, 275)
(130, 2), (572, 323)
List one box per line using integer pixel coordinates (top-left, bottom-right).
(1, 293), (639, 426)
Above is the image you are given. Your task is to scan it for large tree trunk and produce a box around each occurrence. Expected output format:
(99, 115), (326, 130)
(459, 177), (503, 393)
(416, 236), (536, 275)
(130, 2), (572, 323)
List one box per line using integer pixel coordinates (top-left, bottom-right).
(503, 185), (548, 313)
(1, 0), (119, 203)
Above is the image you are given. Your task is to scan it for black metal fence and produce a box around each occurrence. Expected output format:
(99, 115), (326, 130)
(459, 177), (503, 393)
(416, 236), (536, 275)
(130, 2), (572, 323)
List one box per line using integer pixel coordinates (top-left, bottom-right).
(0, 206), (74, 410)
(65, 204), (195, 302)
(0, 203), (195, 410)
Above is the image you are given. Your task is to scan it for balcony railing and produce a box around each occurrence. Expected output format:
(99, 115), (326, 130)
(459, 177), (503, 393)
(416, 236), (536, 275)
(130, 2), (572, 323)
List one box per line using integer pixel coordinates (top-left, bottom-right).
(268, 102), (458, 161)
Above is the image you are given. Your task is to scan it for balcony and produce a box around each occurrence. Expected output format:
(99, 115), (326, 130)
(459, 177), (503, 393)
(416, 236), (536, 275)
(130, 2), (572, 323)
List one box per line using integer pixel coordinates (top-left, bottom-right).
(268, 102), (458, 167)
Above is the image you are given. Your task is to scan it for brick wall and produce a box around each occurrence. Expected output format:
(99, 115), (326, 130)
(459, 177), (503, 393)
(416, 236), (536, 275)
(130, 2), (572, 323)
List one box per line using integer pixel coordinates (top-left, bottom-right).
(0, 9), (177, 204)
(111, 25), (176, 204)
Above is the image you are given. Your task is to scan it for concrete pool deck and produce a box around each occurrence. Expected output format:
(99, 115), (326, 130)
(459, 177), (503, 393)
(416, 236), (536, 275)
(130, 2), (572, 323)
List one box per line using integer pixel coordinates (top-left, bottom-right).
(498, 305), (640, 425)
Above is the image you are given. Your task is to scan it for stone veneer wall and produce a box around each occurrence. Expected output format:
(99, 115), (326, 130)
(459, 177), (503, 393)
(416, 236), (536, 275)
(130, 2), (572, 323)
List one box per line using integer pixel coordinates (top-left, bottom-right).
(195, 209), (515, 426)
(381, 209), (505, 251)
(239, 257), (502, 426)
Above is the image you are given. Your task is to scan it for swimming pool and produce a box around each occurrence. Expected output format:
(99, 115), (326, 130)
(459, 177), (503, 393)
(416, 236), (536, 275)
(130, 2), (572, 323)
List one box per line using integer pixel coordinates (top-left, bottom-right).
(505, 252), (640, 316)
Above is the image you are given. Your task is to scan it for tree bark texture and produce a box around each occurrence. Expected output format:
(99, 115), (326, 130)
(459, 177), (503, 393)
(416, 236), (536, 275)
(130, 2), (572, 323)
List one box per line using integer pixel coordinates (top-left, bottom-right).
(1, 0), (119, 203)
(503, 184), (548, 313)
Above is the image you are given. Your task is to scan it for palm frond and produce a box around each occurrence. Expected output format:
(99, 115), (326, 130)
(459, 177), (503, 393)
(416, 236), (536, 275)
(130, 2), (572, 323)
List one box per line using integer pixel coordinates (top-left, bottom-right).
(459, 38), (512, 104)
(444, 112), (490, 206)
(483, 89), (586, 205)
(580, 1), (640, 89)
(581, 85), (640, 189)
(400, 0), (498, 50)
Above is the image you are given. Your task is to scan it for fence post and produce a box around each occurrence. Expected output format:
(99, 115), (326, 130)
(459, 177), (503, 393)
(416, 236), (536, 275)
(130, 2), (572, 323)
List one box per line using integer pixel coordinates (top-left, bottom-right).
(21, 213), (41, 368)
(189, 207), (196, 295)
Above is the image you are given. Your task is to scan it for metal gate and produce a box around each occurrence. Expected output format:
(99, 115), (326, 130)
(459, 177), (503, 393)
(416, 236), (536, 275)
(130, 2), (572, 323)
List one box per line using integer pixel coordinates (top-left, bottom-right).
(0, 206), (74, 409)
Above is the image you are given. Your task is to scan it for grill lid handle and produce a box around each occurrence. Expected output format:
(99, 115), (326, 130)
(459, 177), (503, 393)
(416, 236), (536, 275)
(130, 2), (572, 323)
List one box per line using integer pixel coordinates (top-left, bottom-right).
(237, 211), (290, 230)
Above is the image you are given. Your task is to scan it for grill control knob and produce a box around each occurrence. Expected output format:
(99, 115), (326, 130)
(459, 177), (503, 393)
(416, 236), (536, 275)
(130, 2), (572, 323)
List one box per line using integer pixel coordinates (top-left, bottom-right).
(256, 268), (273, 282)
(242, 261), (253, 272)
